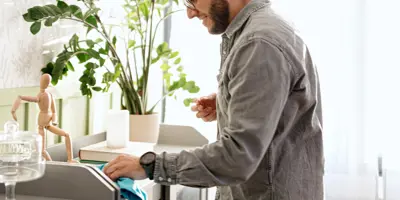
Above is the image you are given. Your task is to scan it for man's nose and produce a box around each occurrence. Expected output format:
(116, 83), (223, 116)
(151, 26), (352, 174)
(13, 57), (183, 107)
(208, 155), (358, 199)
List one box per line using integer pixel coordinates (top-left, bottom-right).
(186, 8), (199, 19)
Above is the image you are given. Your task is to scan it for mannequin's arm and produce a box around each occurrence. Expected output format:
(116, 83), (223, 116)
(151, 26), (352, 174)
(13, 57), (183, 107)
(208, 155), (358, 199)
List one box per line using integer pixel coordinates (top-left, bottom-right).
(50, 94), (58, 125)
(11, 96), (38, 121)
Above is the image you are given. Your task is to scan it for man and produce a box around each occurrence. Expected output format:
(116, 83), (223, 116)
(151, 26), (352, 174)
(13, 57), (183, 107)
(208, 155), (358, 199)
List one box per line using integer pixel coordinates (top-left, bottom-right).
(103, 0), (324, 199)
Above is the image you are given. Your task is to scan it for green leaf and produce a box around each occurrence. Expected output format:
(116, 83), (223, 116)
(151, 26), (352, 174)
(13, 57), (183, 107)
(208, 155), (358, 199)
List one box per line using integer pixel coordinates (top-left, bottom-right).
(95, 38), (103, 43)
(112, 36), (117, 46)
(44, 16), (59, 27)
(88, 77), (96, 86)
(178, 76), (186, 87)
(28, 7), (45, 20)
(22, 13), (34, 22)
(103, 84), (110, 92)
(51, 78), (59, 85)
(114, 63), (122, 81)
(43, 5), (63, 15)
(69, 34), (79, 51)
(41, 6), (55, 16)
(86, 26), (93, 35)
(170, 51), (179, 59)
(70, 5), (83, 19)
(99, 48), (107, 55)
(139, 3), (149, 20)
(83, 8), (100, 19)
(85, 62), (99, 69)
(183, 98), (192, 107)
(160, 63), (170, 71)
(102, 72), (114, 83)
(128, 40), (136, 49)
(87, 49), (100, 59)
(163, 72), (173, 79)
(76, 53), (91, 63)
(41, 62), (55, 75)
(183, 80), (200, 93)
(86, 40), (95, 48)
(66, 61), (74, 71)
(190, 86), (200, 93)
(168, 81), (180, 91)
(79, 74), (89, 82)
(30, 22), (41, 35)
(92, 87), (102, 91)
(105, 42), (110, 52)
(177, 66), (183, 72)
(52, 52), (73, 82)
(80, 83), (89, 95)
(62, 66), (68, 75)
(174, 57), (181, 65)
(174, 0), (179, 5)
(99, 58), (105, 66)
(179, 73), (187, 78)
(57, 1), (70, 13)
(85, 15), (98, 28)
(36, 7), (51, 17)
(151, 56), (160, 64)
(156, 42), (169, 55)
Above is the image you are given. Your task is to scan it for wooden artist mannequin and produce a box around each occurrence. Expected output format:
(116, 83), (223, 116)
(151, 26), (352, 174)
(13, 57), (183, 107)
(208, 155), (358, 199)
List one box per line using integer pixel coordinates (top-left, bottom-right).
(11, 74), (77, 163)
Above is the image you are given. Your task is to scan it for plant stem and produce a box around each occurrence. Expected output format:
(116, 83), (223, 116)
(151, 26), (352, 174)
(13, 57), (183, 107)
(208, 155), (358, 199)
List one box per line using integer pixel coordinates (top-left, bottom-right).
(94, 15), (143, 113)
(148, 89), (175, 113)
(132, 0), (146, 77)
(142, 0), (156, 113)
(64, 16), (143, 114)
(132, 36), (140, 88)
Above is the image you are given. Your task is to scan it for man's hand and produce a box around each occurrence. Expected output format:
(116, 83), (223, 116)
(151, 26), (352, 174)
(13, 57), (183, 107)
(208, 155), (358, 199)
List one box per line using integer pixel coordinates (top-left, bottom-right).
(191, 93), (217, 122)
(103, 154), (147, 181)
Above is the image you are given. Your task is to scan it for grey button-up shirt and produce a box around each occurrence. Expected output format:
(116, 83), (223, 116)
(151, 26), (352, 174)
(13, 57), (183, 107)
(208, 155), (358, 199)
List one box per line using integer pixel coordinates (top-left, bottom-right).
(153, 0), (324, 199)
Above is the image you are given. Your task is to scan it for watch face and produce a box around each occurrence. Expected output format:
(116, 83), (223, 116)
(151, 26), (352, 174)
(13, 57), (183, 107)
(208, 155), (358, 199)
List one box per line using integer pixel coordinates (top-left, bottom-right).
(141, 152), (156, 165)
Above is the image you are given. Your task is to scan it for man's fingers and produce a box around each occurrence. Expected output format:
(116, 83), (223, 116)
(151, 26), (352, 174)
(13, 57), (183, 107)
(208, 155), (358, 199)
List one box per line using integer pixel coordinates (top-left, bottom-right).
(104, 155), (124, 173)
(109, 168), (125, 181)
(208, 93), (216, 99)
(203, 111), (216, 122)
(196, 111), (210, 118)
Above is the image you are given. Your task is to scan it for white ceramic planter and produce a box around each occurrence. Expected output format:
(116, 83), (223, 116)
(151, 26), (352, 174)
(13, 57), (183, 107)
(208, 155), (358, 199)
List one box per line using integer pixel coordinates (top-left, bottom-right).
(129, 113), (160, 144)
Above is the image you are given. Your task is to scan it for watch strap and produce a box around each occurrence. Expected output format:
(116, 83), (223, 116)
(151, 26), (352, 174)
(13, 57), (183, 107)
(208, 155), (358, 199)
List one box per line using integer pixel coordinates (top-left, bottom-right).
(140, 152), (156, 180)
(143, 162), (155, 180)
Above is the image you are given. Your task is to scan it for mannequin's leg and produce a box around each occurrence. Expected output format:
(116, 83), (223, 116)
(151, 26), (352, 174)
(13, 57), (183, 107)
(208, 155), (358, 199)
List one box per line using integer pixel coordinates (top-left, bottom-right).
(46, 125), (77, 163)
(38, 125), (52, 161)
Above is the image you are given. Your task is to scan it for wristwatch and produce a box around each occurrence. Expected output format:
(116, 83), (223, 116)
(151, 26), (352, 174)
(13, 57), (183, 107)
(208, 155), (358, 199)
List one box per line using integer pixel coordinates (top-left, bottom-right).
(139, 151), (156, 180)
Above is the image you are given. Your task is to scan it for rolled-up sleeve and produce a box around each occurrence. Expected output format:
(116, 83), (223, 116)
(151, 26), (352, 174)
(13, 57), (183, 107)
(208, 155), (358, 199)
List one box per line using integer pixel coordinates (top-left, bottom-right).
(153, 39), (292, 187)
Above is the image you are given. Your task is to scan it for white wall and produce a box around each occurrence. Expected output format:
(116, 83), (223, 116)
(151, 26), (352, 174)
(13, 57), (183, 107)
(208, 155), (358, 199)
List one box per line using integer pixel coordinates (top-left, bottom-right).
(0, 0), (82, 89)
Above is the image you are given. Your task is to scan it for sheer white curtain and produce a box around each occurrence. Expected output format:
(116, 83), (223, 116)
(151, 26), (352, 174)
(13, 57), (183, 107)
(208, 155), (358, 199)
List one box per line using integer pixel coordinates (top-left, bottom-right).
(166, 0), (400, 199)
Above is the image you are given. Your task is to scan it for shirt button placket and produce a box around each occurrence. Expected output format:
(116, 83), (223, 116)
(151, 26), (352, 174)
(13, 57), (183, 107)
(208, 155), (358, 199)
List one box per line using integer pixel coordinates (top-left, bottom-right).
(221, 37), (229, 63)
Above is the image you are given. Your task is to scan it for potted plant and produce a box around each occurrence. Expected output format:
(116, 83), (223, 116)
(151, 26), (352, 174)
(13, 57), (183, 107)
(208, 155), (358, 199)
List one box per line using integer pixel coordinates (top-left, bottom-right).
(22, 0), (200, 143)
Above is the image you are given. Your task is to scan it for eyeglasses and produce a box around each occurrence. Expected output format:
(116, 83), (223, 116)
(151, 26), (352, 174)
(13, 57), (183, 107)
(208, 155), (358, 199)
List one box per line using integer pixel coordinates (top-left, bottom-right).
(183, 0), (196, 9)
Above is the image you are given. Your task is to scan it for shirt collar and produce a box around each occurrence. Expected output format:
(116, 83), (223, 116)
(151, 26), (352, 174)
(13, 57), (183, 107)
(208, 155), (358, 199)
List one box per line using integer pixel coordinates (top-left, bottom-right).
(223, 0), (270, 39)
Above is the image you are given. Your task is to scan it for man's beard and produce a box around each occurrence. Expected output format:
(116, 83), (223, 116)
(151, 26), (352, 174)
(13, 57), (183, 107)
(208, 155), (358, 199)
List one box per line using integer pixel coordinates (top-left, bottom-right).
(209, 0), (230, 34)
